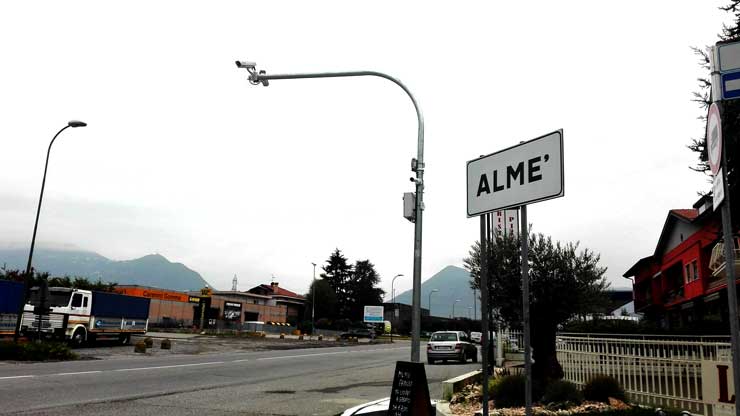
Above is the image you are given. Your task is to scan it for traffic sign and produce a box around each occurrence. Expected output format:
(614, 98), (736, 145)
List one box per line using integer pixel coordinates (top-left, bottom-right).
(363, 305), (384, 323)
(707, 103), (723, 176)
(494, 209), (519, 237)
(718, 41), (740, 72)
(714, 168), (726, 211)
(467, 130), (564, 217)
(722, 72), (740, 100)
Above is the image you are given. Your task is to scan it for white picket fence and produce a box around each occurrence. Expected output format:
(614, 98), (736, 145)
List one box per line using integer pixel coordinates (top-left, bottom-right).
(500, 328), (524, 353)
(557, 334), (732, 415)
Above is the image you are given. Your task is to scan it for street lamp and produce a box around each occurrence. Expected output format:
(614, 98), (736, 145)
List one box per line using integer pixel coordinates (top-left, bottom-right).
(428, 289), (439, 313)
(13, 120), (87, 342)
(473, 287), (477, 321)
(311, 262), (317, 336)
(236, 61), (426, 362)
(390, 274), (403, 343)
(452, 299), (461, 319)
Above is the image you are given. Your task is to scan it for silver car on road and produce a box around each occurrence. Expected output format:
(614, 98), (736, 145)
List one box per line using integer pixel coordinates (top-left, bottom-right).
(426, 331), (478, 364)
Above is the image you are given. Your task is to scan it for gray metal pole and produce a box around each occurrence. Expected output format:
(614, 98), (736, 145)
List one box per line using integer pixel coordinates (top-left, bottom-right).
(521, 205), (532, 416)
(243, 68), (425, 362)
(391, 274), (402, 344)
(473, 288), (477, 321)
(480, 214), (490, 416)
(718, 139), (740, 416)
(311, 262), (316, 335)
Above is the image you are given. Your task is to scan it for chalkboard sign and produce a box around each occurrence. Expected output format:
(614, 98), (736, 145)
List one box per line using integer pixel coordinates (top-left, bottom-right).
(388, 361), (433, 416)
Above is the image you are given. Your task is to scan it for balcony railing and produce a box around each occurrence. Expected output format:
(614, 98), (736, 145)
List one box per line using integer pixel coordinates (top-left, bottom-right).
(709, 237), (740, 280)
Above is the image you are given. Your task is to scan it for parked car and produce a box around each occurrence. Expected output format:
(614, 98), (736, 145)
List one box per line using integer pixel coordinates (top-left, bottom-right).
(470, 331), (495, 344)
(426, 331), (478, 364)
(340, 328), (375, 339)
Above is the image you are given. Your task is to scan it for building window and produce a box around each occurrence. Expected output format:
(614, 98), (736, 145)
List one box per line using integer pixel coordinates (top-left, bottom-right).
(685, 260), (699, 283)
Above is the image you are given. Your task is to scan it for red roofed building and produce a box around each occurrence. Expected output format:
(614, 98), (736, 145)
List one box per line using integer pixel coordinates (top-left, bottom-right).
(624, 196), (739, 331)
(248, 282), (305, 325)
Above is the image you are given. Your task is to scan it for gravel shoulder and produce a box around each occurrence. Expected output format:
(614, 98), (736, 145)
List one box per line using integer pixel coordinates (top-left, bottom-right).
(73, 335), (385, 360)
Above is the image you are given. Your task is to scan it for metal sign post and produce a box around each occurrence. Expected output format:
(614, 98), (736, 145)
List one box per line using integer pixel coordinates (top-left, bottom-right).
(520, 205), (532, 416)
(480, 214), (490, 416)
(709, 101), (740, 416)
(466, 130), (564, 416)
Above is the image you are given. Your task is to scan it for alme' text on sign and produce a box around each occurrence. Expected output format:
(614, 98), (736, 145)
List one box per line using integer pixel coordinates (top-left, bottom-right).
(466, 130), (564, 217)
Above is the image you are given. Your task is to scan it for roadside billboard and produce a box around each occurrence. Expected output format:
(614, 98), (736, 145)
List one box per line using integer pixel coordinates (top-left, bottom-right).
(363, 306), (384, 323)
(223, 301), (242, 321)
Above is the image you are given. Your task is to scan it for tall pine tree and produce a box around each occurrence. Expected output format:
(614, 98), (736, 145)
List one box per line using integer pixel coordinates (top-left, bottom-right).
(320, 249), (353, 318)
(691, 2), (738, 209)
(348, 260), (385, 320)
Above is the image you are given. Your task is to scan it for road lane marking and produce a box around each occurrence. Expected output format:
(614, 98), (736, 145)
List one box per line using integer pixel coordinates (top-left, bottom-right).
(0, 375), (35, 380)
(349, 347), (408, 353)
(257, 351), (348, 360)
(0, 346), (407, 380)
(54, 371), (102, 376)
(114, 361), (226, 372)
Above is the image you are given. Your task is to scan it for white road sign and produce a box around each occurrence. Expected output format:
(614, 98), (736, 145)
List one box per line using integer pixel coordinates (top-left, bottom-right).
(718, 41), (740, 72)
(494, 209), (519, 237)
(708, 103), (723, 175)
(363, 305), (384, 323)
(714, 168), (726, 211)
(467, 130), (564, 217)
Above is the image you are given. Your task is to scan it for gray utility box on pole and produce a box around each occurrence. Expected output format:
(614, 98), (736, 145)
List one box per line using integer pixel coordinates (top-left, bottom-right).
(403, 192), (416, 223)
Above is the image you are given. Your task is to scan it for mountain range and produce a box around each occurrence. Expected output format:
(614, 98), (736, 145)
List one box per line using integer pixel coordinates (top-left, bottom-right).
(393, 265), (478, 318)
(394, 265), (632, 319)
(0, 248), (210, 292)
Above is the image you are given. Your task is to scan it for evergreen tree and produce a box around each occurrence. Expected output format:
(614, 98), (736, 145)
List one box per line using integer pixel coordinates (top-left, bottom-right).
(304, 278), (338, 321)
(348, 260), (385, 320)
(691, 2), (739, 205)
(319, 249), (353, 317)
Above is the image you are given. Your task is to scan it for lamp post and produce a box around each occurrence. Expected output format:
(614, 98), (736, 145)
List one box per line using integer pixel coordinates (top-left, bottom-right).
(236, 61), (426, 362)
(473, 287), (477, 321)
(452, 299), (461, 319)
(428, 289), (439, 313)
(427, 289), (438, 335)
(13, 121), (87, 343)
(311, 262), (316, 336)
(390, 274), (403, 343)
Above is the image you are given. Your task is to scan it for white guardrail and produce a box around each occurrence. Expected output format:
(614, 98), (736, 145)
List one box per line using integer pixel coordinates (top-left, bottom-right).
(556, 334), (733, 415)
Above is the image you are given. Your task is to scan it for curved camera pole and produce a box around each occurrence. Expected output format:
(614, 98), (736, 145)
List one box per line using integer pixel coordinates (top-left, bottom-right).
(237, 63), (425, 362)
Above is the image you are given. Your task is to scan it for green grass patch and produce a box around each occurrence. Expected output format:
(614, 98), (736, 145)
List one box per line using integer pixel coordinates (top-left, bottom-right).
(0, 341), (78, 361)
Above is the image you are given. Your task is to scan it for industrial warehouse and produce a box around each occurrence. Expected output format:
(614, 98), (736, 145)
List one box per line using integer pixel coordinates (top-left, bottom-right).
(115, 281), (305, 329)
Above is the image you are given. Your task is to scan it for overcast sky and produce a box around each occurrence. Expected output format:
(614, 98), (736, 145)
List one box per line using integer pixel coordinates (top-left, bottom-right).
(0, 2), (729, 298)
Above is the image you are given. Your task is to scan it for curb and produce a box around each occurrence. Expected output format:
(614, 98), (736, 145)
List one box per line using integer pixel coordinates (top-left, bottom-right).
(441, 369), (482, 401)
(436, 400), (453, 416)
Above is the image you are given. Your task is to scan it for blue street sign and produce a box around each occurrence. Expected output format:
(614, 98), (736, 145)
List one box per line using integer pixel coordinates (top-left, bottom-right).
(722, 71), (740, 100)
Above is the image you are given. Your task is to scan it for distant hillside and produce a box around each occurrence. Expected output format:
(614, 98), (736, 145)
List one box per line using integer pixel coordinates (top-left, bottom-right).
(394, 265), (477, 318)
(394, 265), (632, 319)
(0, 248), (209, 292)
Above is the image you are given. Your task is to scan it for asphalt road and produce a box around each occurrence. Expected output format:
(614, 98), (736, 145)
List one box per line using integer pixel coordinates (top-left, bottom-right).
(0, 342), (479, 415)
